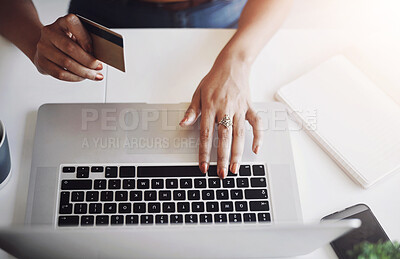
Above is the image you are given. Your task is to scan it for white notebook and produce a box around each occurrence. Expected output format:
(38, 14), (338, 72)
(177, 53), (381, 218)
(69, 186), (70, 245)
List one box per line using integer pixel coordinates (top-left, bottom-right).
(276, 55), (400, 188)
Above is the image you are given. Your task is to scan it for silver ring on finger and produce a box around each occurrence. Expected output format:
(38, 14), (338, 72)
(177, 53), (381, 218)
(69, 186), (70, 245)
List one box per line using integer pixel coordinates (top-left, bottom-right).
(218, 114), (233, 129)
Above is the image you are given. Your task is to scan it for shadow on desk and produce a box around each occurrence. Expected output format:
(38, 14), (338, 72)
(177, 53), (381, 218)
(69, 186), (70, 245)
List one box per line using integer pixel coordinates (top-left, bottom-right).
(12, 111), (37, 224)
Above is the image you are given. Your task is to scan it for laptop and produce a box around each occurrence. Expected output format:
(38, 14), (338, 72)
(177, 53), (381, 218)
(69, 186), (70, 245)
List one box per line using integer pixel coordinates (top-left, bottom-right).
(0, 102), (359, 258)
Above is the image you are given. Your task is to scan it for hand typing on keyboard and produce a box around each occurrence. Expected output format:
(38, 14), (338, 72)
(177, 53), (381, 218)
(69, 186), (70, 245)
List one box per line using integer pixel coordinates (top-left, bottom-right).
(179, 53), (263, 179)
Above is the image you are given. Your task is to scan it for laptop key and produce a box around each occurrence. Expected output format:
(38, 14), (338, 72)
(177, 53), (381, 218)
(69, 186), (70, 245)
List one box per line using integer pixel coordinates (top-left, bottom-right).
(200, 214), (213, 223)
(148, 202), (161, 213)
(194, 178), (207, 188)
(58, 216), (79, 226)
(59, 191), (70, 205)
(74, 203), (87, 214)
(216, 190), (229, 200)
(126, 215), (139, 225)
(250, 177), (267, 187)
(91, 166), (103, 173)
(61, 180), (92, 190)
(59, 204), (72, 214)
(77, 166), (89, 178)
(81, 216), (94, 226)
(235, 201), (248, 212)
(185, 214), (198, 224)
(208, 166), (218, 177)
(141, 215), (153, 225)
(177, 202), (190, 213)
(71, 191), (84, 202)
(123, 179), (135, 189)
(188, 190), (200, 200)
(100, 191), (113, 201)
(173, 190), (185, 200)
(245, 189), (268, 199)
(94, 179), (106, 190)
(180, 178), (192, 189)
(133, 203), (146, 213)
(104, 203), (117, 214)
(170, 214), (183, 224)
(96, 215), (109, 225)
(208, 178), (221, 188)
(250, 201), (269, 211)
(151, 179), (164, 189)
(62, 166), (75, 173)
(89, 203), (102, 214)
(239, 165), (251, 176)
(228, 170), (237, 177)
(214, 214), (228, 223)
(108, 179), (121, 189)
(206, 202), (219, 212)
(221, 201), (234, 212)
(202, 190), (214, 200)
(244, 213), (257, 223)
(137, 179), (149, 189)
(111, 215), (124, 225)
(258, 213), (271, 222)
(130, 191), (142, 201)
(86, 191), (99, 202)
(166, 179), (178, 189)
(105, 166), (117, 178)
(115, 191), (128, 201)
(159, 190), (171, 201)
(252, 165), (265, 176)
(229, 213), (242, 223)
(119, 203), (131, 213)
(119, 166), (135, 178)
(144, 191), (157, 201)
(222, 178), (235, 188)
(156, 214), (169, 224)
(163, 202), (175, 213)
(236, 178), (249, 188)
(192, 202), (205, 212)
(230, 189), (243, 199)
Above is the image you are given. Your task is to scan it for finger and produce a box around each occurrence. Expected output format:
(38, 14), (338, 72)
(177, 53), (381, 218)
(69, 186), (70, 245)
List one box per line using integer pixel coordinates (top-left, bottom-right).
(216, 112), (233, 179)
(58, 14), (93, 53)
(246, 108), (263, 154)
(36, 56), (85, 82)
(50, 29), (100, 70)
(230, 113), (245, 174)
(199, 110), (215, 174)
(42, 44), (103, 81)
(180, 88), (201, 126)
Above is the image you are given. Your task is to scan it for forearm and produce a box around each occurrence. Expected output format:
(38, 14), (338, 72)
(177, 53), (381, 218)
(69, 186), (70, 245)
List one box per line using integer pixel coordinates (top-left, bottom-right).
(221, 0), (293, 66)
(0, 0), (43, 62)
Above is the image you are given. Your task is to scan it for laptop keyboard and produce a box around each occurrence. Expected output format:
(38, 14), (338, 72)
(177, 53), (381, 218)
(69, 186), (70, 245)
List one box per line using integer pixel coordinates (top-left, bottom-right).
(57, 164), (272, 227)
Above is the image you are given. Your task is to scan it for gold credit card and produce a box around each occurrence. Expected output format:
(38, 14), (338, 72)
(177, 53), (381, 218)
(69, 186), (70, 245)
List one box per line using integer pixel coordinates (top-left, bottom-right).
(77, 14), (125, 72)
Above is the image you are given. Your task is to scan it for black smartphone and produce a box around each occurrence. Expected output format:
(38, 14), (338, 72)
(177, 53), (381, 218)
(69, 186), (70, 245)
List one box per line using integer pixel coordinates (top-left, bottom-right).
(322, 203), (390, 259)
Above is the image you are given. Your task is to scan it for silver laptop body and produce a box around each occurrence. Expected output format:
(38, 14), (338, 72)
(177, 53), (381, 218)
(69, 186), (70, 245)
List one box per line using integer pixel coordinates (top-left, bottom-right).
(14, 102), (356, 258)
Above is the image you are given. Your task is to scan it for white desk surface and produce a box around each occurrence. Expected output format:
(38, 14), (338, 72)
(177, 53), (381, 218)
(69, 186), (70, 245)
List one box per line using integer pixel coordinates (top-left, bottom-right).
(1, 26), (400, 259)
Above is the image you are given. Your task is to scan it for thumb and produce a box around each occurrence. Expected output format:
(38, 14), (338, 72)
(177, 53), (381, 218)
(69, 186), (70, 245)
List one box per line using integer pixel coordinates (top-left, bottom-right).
(180, 90), (201, 126)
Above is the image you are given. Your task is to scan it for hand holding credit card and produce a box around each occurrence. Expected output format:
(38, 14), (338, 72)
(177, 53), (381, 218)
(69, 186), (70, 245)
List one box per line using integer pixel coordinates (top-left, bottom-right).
(77, 14), (126, 72)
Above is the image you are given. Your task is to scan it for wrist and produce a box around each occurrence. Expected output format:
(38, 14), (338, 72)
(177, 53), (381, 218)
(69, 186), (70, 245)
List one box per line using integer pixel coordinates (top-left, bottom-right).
(218, 32), (259, 67)
(27, 24), (43, 62)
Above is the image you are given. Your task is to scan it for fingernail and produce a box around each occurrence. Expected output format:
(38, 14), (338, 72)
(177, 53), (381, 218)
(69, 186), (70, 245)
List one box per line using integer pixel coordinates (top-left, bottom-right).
(200, 162), (208, 174)
(253, 145), (259, 154)
(179, 117), (188, 126)
(218, 168), (227, 179)
(96, 63), (103, 70)
(231, 163), (239, 174)
(95, 73), (103, 80)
